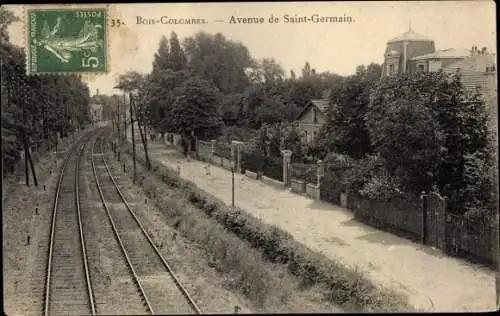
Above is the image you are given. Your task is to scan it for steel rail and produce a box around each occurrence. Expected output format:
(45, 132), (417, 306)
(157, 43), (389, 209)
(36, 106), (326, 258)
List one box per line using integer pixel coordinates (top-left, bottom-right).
(90, 135), (155, 314)
(44, 132), (96, 316)
(75, 141), (97, 315)
(98, 138), (202, 314)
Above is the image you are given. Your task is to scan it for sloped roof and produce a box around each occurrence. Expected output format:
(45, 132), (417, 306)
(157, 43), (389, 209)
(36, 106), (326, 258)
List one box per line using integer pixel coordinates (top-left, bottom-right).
(311, 99), (330, 112)
(295, 99), (330, 121)
(443, 54), (496, 93)
(388, 29), (433, 43)
(411, 48), (470, 61)
(443, 54), (496, 73)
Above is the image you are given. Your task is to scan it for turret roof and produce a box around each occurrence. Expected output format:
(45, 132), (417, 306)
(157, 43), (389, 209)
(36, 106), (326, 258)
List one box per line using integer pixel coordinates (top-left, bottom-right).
(388, 29), (433, 43)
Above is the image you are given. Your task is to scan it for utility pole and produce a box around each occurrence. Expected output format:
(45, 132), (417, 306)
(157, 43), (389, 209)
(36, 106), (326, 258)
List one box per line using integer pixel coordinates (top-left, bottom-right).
(232, 167), (235, 208)
(117, 98), (121, 142)
(16, 70), (29, 186)
(124, 94), (128, 141)
(130, 92), (137, 183)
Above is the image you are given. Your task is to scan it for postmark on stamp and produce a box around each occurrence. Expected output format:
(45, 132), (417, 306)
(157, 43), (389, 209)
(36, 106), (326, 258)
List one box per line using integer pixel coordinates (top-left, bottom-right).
(26, 7), (108, 74)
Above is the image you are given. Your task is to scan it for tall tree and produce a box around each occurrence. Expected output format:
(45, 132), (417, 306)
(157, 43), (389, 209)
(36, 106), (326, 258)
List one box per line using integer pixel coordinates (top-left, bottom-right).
(168, 31), (187, 71)
(170, 76), (223, 140)
(366, 70), (493, 218)
(317, 63), (381, 159)
(183, 32), (252, 94)
(152, 35), (170, 75)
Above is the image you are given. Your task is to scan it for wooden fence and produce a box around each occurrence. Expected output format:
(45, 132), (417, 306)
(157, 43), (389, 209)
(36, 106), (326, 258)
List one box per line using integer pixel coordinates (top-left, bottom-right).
(445, 213), (498, 266)
(347, 193), (424, 242)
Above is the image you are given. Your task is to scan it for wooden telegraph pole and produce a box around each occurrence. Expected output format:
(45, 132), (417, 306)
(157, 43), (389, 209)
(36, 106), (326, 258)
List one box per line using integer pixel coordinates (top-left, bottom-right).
(129, 92), (137, 183)
(124, 94), (128, 141)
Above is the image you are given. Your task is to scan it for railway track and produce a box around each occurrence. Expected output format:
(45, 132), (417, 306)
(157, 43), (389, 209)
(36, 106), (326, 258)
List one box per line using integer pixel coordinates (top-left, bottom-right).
(44, 132), (96, 316)
(91, 135), (202, 315)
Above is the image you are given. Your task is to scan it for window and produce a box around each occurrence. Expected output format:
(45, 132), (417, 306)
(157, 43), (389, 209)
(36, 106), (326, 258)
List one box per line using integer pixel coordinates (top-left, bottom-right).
(312, 107), (317, 123)
(418, 64), (425, 72)
(389, 64), (394, 75)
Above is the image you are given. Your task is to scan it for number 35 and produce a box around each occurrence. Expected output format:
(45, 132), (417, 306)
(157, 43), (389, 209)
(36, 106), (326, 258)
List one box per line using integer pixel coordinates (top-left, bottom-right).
(82, 57), (99, 68)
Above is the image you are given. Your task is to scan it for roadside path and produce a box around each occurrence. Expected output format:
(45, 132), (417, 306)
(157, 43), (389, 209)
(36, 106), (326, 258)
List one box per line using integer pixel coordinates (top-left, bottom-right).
(126, 128), (497, 312)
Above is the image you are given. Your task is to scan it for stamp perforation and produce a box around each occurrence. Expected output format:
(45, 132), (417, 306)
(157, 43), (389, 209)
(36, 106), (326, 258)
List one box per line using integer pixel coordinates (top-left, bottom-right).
(23, 4), (110, 76)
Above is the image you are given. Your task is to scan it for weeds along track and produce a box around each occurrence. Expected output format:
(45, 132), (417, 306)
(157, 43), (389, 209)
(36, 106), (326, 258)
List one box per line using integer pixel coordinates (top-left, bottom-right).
(44, 131), (97, 316)
(91, 135), (202, 315)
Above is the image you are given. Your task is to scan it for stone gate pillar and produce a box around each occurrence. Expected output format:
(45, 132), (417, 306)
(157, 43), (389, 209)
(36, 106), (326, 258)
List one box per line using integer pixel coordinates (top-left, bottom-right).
(210, 140), (216, 164)
(281, 150), (292, 185)
(317, 160), (325, 187)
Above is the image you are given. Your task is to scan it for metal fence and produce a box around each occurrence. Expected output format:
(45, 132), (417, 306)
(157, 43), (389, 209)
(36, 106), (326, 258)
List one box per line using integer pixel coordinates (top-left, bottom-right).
(262, 155), (284, 182)
(306, 166), (318, 185)
(197, 140), (212, 162)
(214, 142), (232, 160)
(241, 151), (265, 174)
(320, 173), (349, 205)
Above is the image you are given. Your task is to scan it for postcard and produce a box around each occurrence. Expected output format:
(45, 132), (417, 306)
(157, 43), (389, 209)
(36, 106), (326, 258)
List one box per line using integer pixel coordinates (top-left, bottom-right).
(2, 2), (498, 315)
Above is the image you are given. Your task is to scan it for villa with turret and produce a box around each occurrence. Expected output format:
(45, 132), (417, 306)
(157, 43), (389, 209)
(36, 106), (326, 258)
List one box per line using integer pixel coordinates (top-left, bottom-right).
(381, 27), (497, 141)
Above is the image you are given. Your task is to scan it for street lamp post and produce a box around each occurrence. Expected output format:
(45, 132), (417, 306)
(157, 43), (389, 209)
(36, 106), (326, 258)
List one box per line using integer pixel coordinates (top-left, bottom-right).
(231, 166), (235, 208)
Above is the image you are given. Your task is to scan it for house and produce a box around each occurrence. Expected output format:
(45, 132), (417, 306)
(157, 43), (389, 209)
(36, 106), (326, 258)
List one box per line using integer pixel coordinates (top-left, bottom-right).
(381, 27), (470, 77)
(294, 99), (330, 144)
(410, 48), (471, 73)
(90, 103), (103, 122)
(442, 53), (498, 142)
(381, 27), (497, 143)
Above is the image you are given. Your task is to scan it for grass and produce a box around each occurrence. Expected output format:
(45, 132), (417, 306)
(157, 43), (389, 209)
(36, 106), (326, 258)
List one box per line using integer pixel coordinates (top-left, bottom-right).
(114, 139), (414, 312)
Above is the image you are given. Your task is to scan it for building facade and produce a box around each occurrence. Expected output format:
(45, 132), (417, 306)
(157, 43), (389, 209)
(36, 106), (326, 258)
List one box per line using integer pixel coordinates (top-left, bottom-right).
(294, 99), (329, 144)
(381, 28), (436, 77)
(90, 103), (103, 122)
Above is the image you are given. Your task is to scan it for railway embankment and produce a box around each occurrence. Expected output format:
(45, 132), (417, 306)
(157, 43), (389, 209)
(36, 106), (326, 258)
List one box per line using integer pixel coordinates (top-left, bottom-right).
(2, 128), (97, 316)
(114, 137), (414, 313)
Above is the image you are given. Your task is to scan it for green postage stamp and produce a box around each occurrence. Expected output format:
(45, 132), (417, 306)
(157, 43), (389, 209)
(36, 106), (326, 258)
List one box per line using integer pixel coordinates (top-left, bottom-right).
(27, 7), (108, 74)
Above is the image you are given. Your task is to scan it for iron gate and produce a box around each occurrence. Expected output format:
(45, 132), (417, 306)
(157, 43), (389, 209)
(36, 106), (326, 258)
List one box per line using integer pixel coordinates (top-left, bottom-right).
(422, 190), (447, 250)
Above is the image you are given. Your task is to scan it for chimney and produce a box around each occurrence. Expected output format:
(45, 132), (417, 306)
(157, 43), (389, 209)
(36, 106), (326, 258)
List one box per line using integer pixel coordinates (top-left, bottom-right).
(96, 89), (99, 95)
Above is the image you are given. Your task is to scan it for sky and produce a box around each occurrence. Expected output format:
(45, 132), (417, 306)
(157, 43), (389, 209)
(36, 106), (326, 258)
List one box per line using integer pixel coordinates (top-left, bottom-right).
(5, 1), (497, 96)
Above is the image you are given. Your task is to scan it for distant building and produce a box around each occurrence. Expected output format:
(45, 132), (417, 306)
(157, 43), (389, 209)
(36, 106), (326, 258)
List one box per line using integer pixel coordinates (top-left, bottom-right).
(294, 99), (330, 144)
(91, 103), (103, 122)
(410, 48), (471, 73)
(381, 27), (497, 143)
(442, 53), (498, 142)
(381, 28), (436, 77)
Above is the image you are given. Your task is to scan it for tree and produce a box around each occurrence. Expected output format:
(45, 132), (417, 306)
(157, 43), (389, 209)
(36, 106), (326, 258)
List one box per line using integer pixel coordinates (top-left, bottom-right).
(2, 7), (92, 181)
(317, 63), (381, 159)
(183, 32), (252, 94)
(247, 58), (285, 85)
(168, 32), (187, 71)
(170, 76), (223, 140)
(152, 35), (170, 75)
(146, 34), (189, 133)
(366, 70), (493, 218)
